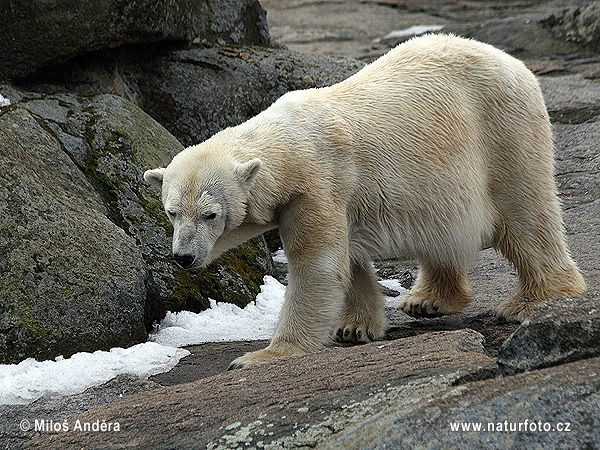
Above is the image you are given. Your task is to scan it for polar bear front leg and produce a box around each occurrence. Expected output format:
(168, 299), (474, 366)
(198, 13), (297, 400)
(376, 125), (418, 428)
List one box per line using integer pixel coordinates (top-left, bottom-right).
(229, 204), (350, 369)
(336, 259), (388, 343)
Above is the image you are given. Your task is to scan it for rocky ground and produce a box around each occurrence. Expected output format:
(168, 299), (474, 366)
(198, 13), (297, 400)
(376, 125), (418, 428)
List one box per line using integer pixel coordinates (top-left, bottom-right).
(1, 0), (600, 449)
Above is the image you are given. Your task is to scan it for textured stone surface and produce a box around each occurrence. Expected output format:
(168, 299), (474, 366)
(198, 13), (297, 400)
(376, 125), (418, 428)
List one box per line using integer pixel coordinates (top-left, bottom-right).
(24, 330), (496, 449)
(23, 45), (365, 147)
(322, 357), (600, 450)
(498, 295), (600, 374)
(0, 0), (270, 81)
(263, 0), (587, 62)
(130, 45), (364, 146)
(547, 1), (600, 50)
(0, 375), (160, 449)
(0, 106), (147, 364)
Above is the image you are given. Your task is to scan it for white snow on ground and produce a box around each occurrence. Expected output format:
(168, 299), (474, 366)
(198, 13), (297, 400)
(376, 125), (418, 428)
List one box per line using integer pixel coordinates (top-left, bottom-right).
(0, 343), (189, 405)
(150, 275), (286, 347)
(0, 261), (407, 405)
(272, 248), (288, 263)
(0, 94), (11, 107)
(378, 279), (409, 307)
(373, 25), (445, 43)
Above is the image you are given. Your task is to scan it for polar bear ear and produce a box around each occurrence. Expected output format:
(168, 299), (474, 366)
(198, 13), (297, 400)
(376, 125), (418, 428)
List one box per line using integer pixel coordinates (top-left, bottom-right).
(235, 158), (262, 190)
(144, 168), (166, 190)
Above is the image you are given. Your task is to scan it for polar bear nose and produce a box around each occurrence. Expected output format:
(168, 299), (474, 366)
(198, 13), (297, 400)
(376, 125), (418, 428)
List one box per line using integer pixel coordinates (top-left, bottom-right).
(173, 253), (195, 269)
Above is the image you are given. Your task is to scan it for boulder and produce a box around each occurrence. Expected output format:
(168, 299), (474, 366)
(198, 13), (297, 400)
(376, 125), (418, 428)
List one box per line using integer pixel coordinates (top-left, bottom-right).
(0, 87), (273, 363)
(21, 45), (365, 147)
(0, 105), (147, 364)
(546, 1), (600, 51)
(498, 295), (600, 374)
(322, 356), (600, 450)
(130, 45), (365, 146)
(0, 0), (271, 82)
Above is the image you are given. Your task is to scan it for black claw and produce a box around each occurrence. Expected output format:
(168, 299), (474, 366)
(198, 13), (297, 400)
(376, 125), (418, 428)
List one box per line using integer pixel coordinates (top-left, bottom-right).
(356, 330), (363, 341)
(343, 328), (351, 339)
(336, 328), (343, 340)
(367, 331), (375, 341)
(227, 362), (242, 371)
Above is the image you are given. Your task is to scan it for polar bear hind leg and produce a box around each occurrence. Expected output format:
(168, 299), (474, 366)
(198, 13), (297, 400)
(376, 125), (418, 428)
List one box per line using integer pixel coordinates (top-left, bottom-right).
(397, 261), (472, 318)
(486, 103), (587, 322)
(492, 194), (587, 322)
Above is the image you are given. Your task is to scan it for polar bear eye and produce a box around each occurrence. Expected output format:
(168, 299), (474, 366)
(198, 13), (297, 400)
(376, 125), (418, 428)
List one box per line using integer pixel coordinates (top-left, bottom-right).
(166, 210), (177, 220)
(205, 212), (217, 221)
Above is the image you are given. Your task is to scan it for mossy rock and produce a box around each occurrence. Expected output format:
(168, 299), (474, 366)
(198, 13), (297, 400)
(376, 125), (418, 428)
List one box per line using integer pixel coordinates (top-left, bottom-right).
(0, 87), (274, 363)
(0, 105), (147, 364)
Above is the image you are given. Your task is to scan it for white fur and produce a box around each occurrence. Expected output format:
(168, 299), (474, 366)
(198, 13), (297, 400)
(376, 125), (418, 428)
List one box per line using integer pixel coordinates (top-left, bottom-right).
(144, 34), (586, 368)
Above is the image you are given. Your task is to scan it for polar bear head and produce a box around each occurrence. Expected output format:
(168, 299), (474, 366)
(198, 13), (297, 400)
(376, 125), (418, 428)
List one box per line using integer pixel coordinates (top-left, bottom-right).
(144, 145), (261, 269)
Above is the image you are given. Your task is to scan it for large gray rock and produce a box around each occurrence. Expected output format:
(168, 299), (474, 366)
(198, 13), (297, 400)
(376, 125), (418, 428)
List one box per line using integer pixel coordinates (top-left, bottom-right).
(0, 105), (147, 364)
(546, 1), (600, 51)
(0, 0), (271, 82)
(130, 46), (364, 146)
(498, 295), (600, 374)
(322, 356), (600, 450)
(22, 45), (365, 147)
(0, 87), (273, 363)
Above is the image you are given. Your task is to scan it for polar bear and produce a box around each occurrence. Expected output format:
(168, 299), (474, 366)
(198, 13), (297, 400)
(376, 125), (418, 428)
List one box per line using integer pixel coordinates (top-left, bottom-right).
(144, 34), (586, 369)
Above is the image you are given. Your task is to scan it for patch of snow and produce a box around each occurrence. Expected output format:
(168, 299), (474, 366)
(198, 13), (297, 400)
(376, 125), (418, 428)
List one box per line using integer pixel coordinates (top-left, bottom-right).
(374, 25), (445, 43)
(150, 275), (286, 347)
(0, 273), (410, 405)
(272, 249), (288, 264)
(0, 343), (189, 405)
(378, 278), (408, 294)
(378, 279), (408, 308)
(0, 94), (10, 107)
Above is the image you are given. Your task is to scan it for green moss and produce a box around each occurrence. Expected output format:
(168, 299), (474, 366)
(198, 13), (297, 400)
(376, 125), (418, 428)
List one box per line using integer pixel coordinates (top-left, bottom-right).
(170, 268), (213, 312)
(138, 193), (173, 233)
(0, 308), (52, 364)
(126, 214), (141, 224)
(166, 238), (273, 312)
(208, 237), (274, 307)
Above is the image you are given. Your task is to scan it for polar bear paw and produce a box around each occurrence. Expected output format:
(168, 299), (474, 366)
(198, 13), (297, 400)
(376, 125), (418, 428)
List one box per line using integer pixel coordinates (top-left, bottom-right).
(335, 315), (388, 343)
(396, 292), (455, 318)
(228, 345), (309, 370)
(495, 295), (538, 323)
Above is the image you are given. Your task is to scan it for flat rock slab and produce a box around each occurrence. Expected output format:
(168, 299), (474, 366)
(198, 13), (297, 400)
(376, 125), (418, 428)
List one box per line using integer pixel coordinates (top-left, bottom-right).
(323, 356), (600, 450)
(25, 329), (495, 449)
(150, 340), (270, 385)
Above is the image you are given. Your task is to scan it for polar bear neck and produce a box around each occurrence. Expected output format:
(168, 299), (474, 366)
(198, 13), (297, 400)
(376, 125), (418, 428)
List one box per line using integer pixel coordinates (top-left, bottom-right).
(214, 90), (354, 226)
